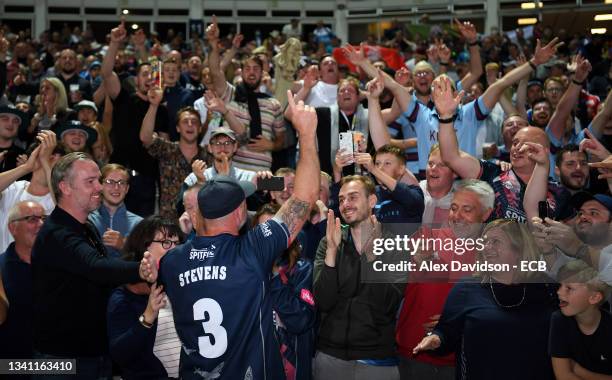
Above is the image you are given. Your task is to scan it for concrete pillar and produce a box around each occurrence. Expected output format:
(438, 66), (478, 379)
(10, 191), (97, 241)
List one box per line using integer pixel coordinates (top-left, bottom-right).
(34, 0), (48, 40)
(190, 0), (203, 20)
(485, 0), (499, 35)
(335, 0), (348, 44)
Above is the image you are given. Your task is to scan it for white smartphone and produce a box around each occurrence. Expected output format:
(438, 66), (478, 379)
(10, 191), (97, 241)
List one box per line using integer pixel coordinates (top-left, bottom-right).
(339, 132), (354, 155)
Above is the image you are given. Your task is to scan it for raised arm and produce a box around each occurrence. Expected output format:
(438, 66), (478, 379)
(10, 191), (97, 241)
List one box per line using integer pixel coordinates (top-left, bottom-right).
(139, 88), (163, 147)
(365, 72), (391, 149)
(204, 90), (247, 140)
(522, 142), (550, 222)
(548, 55), (592, 141)
(454, 19), (483, 90)
(588, 89), (612, 139)
(220, 33), (243, 72)
(288, 65), (318, 107)
(433, 76), (481, 178)
(101, 21), (127, 100)
(275, 91), (320, 243)
(0, 145), (40, 192)
(205, 16), (230, 98)
(481, 37), (564, 111)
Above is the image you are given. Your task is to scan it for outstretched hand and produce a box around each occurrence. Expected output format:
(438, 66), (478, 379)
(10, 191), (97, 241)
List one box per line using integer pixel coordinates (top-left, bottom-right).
(286, 90), (317, 137)
(432, 76), (463, 119)
(532, 37), (564, 65)
(110, 19), (127, 44)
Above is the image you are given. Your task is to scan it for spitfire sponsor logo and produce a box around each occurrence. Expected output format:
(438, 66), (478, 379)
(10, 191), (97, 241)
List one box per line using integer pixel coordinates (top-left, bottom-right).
(190, 245), (216, 260)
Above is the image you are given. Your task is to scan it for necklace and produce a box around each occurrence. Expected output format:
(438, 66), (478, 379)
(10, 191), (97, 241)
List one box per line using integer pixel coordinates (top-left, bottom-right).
(489, 277), (526, 308)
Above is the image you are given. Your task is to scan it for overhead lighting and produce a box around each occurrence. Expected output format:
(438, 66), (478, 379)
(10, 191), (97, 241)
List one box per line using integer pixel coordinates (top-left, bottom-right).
(591, 28), (607, 34)
(131, 24), (139, 30)
(606, 0), (612, 4)
(518, 18), (538, 25)
(122, 9), (129, 15)
(594, 14), (612, 21)
(520, 2), (543, 9)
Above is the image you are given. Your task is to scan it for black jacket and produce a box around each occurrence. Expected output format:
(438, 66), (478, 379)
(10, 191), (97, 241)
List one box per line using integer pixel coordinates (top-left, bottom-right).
(31, 207), (141, 357)
(313, 226), (405, 360)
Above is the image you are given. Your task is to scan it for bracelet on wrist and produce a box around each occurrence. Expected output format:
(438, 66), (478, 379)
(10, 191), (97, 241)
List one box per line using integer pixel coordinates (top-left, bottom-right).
(572, 78), (585, 86)
(528, 60), (537, 71)
(436, 114), (457, 124)
(440, 61), (449, 66)
(468, 40), (479, 47)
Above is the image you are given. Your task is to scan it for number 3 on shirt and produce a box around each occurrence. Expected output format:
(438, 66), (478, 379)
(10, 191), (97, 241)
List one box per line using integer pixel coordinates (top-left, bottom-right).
(193, 298), (228, 358)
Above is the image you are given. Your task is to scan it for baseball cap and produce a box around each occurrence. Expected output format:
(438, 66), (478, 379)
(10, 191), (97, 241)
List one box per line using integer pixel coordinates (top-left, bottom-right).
(527, 79), (543, 89)
(198, 176), (256, 219)
(210, 127), (237, 142)
(74, 100), (98, 114)
(89, 60), (101, 70)
(0, 104), (29, 131)
(570, 192), (612, 215)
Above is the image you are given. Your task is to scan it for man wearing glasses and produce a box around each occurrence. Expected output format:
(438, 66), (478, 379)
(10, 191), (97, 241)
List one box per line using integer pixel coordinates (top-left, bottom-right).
(185, 128), (255, 187)
(0, 201), (46, 359)
(89, 164), (143, 257)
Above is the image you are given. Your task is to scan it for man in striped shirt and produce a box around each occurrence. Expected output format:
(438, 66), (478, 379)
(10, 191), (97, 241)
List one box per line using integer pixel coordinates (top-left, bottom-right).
(206, 17), (286, 172)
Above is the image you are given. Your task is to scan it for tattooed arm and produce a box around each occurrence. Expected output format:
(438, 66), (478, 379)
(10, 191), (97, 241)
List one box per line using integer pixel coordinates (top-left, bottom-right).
(275, 91), (320, 244)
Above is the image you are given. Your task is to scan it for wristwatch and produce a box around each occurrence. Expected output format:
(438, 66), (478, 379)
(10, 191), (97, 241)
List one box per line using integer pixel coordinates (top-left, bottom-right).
(139, 314), (153, 328)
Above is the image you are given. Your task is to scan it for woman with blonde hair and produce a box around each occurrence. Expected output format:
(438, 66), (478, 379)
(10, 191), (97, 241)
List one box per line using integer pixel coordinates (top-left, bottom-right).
(28, 77), (73, 135)
(413, 219), (559, 380)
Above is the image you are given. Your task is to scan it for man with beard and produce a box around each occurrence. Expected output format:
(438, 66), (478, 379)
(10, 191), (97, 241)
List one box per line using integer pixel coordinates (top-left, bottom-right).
(531, 191), (612, 287)
(102, 20), (169, 217)
(54, 49), (92, 107)
(141, 93), (208, 220)
(530, 98), (553, 129)
(436, 74), (570, 223)
(147, 92), (319, 380)
(396, 179), (494, 380)
(313, 175), (406, 379)
(207, 17), (286, 172)
(554, 145), (590, 194)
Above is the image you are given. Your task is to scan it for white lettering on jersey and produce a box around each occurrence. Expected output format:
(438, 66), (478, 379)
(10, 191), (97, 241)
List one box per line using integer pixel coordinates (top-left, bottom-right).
(178, 266), (227, 287)
(190, 246), (216, 261)
(261, 223), (272, 237)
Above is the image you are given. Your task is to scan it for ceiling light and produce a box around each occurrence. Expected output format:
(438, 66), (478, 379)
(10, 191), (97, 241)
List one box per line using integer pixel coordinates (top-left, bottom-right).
(594, 14), (612, 21)
(131, 24), (139, 30)
(122, 9), (129, 15)
(520, 2), (543, 9)
(591, 28), (607, 34)
(518, 18), (538, 25)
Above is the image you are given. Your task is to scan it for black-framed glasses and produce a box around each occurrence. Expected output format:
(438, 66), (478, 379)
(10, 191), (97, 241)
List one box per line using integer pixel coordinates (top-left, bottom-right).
(152, 239), (180, 249)
(210, 141), (234, 147)
(103, 179), (129, 187)
(11, 215), (47, 224)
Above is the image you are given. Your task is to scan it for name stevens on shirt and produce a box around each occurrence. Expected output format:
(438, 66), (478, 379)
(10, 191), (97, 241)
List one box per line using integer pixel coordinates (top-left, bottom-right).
(179, 266), (227, 287)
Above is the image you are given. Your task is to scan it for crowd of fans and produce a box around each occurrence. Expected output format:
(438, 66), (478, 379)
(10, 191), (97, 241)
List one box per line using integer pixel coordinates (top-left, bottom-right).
(0, 12), (611, 380)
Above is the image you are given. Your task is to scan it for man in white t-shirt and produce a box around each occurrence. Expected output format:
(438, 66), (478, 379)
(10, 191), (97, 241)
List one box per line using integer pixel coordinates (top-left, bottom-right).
(0, 131), (61, 252)
(291, 55), (339, 108)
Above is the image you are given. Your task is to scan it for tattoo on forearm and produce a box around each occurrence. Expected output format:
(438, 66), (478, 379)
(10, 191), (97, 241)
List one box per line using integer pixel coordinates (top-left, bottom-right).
(278, 197), (311, 238)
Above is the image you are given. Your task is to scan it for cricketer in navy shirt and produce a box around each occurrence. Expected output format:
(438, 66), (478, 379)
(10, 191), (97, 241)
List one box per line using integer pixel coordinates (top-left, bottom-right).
(159, 218), (290, 380)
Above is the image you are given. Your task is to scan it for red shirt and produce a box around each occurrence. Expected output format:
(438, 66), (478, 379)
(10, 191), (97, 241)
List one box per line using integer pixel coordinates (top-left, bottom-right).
(396, 227), (476, 365)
